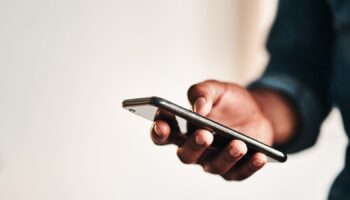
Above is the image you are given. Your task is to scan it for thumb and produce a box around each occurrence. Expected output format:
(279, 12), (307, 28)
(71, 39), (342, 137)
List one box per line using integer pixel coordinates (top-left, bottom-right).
(193, 96), (212, 116)
(187, 80), (227, 116)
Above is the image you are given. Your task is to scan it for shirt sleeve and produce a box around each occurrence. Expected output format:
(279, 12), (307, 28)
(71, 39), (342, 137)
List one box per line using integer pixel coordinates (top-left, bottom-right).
(248, 0), (334, 153)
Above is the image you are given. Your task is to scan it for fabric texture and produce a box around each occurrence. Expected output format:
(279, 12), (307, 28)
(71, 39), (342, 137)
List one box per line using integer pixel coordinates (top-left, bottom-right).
(248, 0), (350, 199)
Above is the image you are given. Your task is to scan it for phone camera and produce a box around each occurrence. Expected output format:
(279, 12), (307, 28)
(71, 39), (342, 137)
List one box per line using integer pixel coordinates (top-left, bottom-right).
(129, 109), (136, 113)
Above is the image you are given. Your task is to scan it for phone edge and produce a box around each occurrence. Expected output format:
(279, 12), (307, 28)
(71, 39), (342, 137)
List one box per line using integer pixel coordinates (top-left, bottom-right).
(122, 96), (287, 162)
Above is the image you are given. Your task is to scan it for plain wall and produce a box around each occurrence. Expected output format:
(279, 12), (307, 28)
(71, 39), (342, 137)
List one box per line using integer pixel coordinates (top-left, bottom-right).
(0, 0), (347, 199)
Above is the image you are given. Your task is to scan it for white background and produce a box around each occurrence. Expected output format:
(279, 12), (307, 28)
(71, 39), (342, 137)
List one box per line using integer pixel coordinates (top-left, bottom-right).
(0, 0), (347, 199)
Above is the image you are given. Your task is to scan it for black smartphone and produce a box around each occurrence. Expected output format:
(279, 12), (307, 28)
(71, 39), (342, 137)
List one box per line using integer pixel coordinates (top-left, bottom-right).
(122, 96), (287, 162)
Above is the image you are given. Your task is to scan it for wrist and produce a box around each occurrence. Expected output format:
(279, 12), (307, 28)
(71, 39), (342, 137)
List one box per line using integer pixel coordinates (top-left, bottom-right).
(249, 88), (298, 145)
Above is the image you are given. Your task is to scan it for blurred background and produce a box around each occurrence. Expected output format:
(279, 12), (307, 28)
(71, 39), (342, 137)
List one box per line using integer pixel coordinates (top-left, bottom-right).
(0, 0), (347, 199)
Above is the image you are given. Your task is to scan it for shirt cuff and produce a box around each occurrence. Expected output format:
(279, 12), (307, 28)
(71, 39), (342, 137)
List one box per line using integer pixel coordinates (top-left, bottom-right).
(248, 74), (325, 153)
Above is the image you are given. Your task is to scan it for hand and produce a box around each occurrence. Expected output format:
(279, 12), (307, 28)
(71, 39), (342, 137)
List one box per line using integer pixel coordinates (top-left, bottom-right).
(150, 80), (275, 180)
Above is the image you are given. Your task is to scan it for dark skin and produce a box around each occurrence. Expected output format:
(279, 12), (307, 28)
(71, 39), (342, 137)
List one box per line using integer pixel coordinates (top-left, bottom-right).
(151, 80), (298, 180)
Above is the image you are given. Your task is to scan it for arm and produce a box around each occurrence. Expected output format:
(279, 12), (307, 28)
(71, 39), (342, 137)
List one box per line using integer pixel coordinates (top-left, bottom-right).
(149, 0), (334, 181)
(249, 0), (334, 152)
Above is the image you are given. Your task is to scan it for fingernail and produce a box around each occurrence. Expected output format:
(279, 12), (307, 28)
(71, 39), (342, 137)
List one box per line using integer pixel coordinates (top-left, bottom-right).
(229, 147), (242, 158)
(194, 97), (206, 114)
(195, 134), (206, 146)
(252, 160), (264, 168)
(154, 124), (162, 138)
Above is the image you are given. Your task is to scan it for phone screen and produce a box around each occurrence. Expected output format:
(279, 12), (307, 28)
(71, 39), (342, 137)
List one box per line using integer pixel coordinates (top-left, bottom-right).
(124, 102), (237, 162)
(126, 104), (190, 134)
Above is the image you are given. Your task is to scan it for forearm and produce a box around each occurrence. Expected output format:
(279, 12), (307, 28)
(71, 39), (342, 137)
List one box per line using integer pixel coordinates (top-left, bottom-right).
(250, 89), (298, 145)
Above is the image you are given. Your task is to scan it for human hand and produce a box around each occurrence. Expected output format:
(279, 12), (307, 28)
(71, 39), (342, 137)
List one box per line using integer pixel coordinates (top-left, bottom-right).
(150, 80), (275, 180)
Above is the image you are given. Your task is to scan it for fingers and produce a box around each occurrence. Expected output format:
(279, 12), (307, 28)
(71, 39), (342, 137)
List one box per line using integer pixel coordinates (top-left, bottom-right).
(202, 140), (267, 181)
(222, 152), (267, 181)
(187, 80), (227, 116)
(151, 120), (214, 163)
(151, 120), (268, 181)
(204, 140), (247, 175)
(151, 120), (171, 145)
(177, 129), (213, 164)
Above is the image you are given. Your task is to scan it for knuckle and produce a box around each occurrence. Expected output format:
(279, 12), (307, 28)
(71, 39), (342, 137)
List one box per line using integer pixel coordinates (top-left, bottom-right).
(176, 148), (194, 164)
(222, 174), (245, 181)
(234, 175), (247, 181)
(206, 165), (221, 175)
(223, 151), (239, 163)
(222, 172), (249, 181)
(247, 164), (258, 173)
(188, 83), (202, 95)
(205, 162), (231, 175)
(203, 163), (225, 175)
(250, 160), (266, 171)
(222, 175), (234, 181)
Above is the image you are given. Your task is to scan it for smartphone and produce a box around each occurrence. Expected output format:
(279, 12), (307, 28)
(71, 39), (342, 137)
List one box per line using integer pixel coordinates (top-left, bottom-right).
(122, 96), (287, 162)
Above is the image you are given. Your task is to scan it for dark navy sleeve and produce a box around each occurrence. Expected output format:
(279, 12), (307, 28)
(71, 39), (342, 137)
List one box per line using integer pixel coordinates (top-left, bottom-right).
(249, 0), (334, 153)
